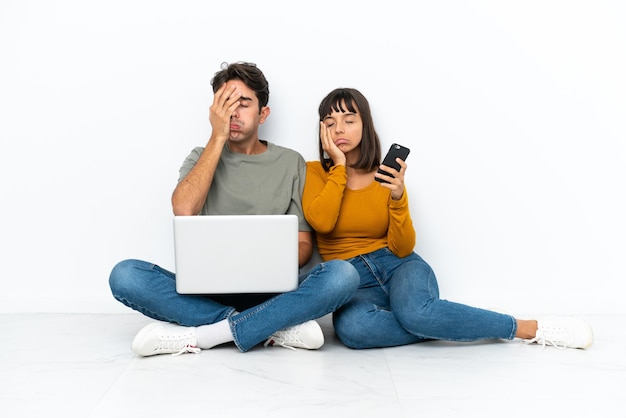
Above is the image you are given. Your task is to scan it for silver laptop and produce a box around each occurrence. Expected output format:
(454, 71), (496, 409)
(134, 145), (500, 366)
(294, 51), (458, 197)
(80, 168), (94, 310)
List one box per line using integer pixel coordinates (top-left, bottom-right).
(173, 215), (299, 294)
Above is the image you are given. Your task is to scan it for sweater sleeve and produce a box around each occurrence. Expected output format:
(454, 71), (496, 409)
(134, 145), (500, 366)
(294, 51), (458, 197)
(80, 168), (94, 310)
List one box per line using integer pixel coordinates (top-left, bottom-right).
(387, 189), (416, 258)
(302, 162), (347, 234)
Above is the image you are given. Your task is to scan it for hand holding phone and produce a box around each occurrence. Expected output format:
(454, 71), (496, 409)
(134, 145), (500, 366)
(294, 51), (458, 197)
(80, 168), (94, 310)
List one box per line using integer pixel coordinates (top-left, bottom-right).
(375, 143), (411, 184)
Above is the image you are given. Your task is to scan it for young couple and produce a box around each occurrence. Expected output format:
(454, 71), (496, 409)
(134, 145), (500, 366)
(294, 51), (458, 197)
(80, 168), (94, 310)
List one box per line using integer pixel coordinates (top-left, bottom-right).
(109, 61), (593, 357)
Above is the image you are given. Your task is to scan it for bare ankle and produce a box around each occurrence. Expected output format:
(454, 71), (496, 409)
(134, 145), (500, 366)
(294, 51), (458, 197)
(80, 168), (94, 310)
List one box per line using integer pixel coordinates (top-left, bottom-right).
(515, 319), (538, 339)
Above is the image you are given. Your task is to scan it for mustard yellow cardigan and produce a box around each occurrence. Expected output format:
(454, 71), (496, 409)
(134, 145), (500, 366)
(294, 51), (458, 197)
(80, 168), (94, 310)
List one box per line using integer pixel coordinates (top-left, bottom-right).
(302, 161), (416, 261)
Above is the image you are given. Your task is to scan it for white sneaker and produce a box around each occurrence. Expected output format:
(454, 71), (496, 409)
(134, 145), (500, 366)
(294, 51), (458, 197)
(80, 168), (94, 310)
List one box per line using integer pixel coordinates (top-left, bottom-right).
(523, 316), (593, 349)
(131, 322), (201, 356)
(264, 320), (324, 350)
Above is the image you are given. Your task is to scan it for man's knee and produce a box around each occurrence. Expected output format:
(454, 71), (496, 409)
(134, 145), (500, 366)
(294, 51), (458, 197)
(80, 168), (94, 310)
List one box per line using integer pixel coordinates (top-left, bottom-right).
(109, 259), (142, 294)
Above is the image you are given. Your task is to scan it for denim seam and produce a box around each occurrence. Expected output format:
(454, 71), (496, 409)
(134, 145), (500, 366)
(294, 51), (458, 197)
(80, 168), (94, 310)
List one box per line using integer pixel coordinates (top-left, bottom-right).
(358, 254), (389, 296)
(508, 315), (517, 340)
(229, 316), (246, 352)
(228, 285), (288, 352)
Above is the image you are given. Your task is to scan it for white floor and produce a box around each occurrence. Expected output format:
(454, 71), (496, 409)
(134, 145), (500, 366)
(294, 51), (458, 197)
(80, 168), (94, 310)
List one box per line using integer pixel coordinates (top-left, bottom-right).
(2, 313), (624, 418)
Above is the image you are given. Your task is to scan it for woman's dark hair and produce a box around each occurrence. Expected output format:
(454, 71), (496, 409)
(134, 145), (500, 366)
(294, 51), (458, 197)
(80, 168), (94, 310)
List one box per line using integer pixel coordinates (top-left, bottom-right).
(210, 61), (269, 114)
(318, 88), (381, 172)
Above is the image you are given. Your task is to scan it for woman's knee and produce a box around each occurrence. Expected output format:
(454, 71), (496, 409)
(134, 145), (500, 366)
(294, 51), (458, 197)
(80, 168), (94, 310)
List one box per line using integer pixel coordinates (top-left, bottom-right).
(392, 259), (439, 298)
(320, 259), (360, 294)
(333, 309), (369, 349)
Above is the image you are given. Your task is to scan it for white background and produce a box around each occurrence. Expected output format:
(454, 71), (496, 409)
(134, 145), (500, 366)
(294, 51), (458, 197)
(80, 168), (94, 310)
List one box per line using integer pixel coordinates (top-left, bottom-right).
(1, 0), (624, 315)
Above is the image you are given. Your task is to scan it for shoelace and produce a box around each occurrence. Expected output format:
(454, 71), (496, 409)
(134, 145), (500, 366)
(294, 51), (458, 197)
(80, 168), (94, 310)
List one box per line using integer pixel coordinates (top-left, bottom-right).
(264, 337), (297, 351)
(156, 334), (201, 356)
(263, 327), (303, 351)
(523, 330), (568, 350)
(172, 345), (201, 356)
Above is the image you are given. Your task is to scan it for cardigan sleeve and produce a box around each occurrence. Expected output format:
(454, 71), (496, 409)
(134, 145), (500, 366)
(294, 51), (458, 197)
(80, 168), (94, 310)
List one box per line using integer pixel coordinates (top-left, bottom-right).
(387, 188), (416, 258)
(302, 162), (347, 234)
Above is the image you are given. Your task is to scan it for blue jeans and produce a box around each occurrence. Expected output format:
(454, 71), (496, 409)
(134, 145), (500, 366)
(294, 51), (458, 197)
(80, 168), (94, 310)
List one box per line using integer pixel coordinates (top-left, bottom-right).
(333, 248), (517, 349)
(109, 259), (359, 352)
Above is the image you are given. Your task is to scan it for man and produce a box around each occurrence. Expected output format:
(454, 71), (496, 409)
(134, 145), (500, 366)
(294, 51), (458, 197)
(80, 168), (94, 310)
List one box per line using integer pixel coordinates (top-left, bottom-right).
(109, 62), (359, 356)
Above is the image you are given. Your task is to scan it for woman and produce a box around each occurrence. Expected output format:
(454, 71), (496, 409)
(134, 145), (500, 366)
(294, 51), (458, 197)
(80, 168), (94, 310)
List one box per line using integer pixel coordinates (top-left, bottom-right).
(302, 87), (593, 350)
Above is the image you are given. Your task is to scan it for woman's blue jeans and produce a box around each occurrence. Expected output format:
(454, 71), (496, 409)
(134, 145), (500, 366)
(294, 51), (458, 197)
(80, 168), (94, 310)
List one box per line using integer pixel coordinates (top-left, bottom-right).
(109, 258), (359, 352)
(333, 248), (517, 349)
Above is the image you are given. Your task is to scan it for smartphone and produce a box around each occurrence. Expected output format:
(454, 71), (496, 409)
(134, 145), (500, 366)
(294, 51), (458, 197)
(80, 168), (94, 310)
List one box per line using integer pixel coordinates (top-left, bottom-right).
(375, 143), (411, 183)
